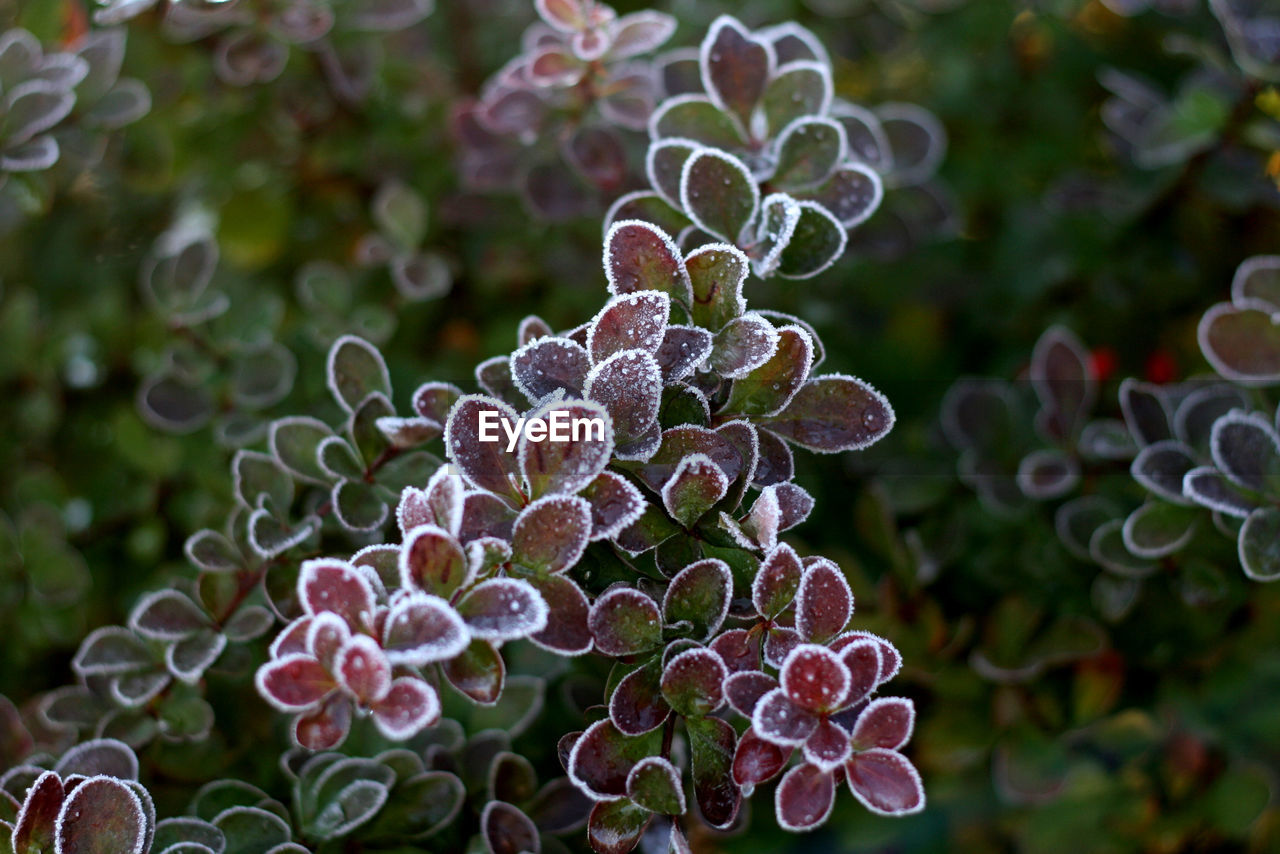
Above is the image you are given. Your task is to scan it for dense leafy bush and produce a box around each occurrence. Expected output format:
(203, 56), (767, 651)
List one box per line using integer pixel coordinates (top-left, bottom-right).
(3, 0), (1280, 851)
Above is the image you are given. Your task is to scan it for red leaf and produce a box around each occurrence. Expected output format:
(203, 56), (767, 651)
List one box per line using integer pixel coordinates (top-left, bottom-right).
(456, 578), (549, 642)
(293, 694), (352, 750)
(751, 687), (817, 747)
(526, 573), (593, 655)
(723, 670), (777, 718)
(609, 661), (670, 736)
(298, 559), (375, 631)
(845, 749), (925, 816)
(731, 727), (790, 789)
(836, 639), (883, 709)
(795, 558), (851, 644)
(512, 495), (593, 573)
(568, 719), (660, 801)
(255, 654), (334, 712)
(780, 645), (849, 713)
(382, 593), (469, 666)
(660, 648), (727, 717)
(604, 220), (691, 303)
(802, 718), (852, 771)
(661, 558), (732, 641)
(762, 375), (895, 453)
(372, 677), (441, 740)
(587, 798), (652, 854)
(588, 291), (670, 362)
(775, 763), (835, 831)
(763, 625), (800, 668)
(482, 800), (541, 854)
(445, 395), (523, 502)
(851, 697), (915, 751)
(269, 616), (312, 658)
(306, 612), (350, 670)
(687, 715), (740, 828)
(510, 336), (590, 401)
(584, 350), (662, 450)
(519, 401), (615, 497)
(335, 635), (391, 705)
(580, 472), (646, 541)
(832, 630), (901, 684)
(442, 638), (505, 704)
(55, 775), (148, 854)
(709, 628), (760, 674)
(12, 771), (62, 853)
(752, 543), (802, 619)
(399, 525), (470, 600)
(701, 15), (772, 127)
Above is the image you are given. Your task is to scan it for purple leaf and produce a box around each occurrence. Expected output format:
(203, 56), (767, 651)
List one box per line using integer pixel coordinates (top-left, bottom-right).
(679, 148), (758, 244)
(877, 103), (946, 186)
(845, 749), (925, 816)
(851, 697), (915, 751)
(1183, 466), (1258, 518)
(55, 738), (139, 780)
(724, 670), (778, 718)
(732, 726), (791, 789)
(1031, 326), (1095, 442)
(525, 573), (593, 655)
(326, 335), (390, 414)
(780, 645), (850, 713)
(481, 800), (540, 854)
(457, 578), (549, 641)
(752, 543), (803, 619)
(1129, 440), (1197, 504)
(520, 400), (615, 497)
(512, 495), (593, 573)
(752, 687), (818, 746)
(700, 15), (773, 128)
(568, 719), (660, 800)
(754, 428), (795, 486)
(55, 775), (148, 854)
(636, 426), (743, 492)
(400, 524), (470, 599)
(12, 770), (61, 853)
(609, 661), (670, 735)
(724, 325), (812, 417)
(445, 396), (523, 502)
(762, 374), (895, 453)
(686, 715), (740, 828)
(580, 472), (646, 540)
(832, 631), (902, 684)
(661, 454), (729, 528)
(772, 483), (815, 531)
(660, 648), (727, 717)
(710, 314), (780, 379)
(662, 558), (733, 640)
(442, 638), (505, 704)
(511, 337), (591, 402)
(656, 325), (713, 383)
(586, 798), (652, 854)
(796, 163), (883, 228)
(775, 763), (835, 831)
(1211, 410), (1280, 493)
(589, 588), (662, 656)
(255, 654), (334, 712)
(795, 559), (852, 643)
(1119, 378), (1173, 447)
(128, 590), (208, 641)
(459, 491), (517, 542)
(382, 593), (469, 666)
(412, 381), (463, 423)
(763, 625), (801, 668)
(603, 192), (692, 241)
(836, 639), (883, 708)
(298, 559), (376, 631)
(604, 220), (692, 304)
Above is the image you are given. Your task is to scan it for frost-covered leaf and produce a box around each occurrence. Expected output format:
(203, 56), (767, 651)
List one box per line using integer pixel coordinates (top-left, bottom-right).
(588, 292), (669, 363)
(55, 775), (148, 854)
(299, 559), (375, 628)
(1131, 440), (1197, 504)
(382, 593), (469, 666)
(129, 591), (208, 641)
(732, 726), (790, 789)
(661, 648), (727, 717)
(646, 138), (700, 207)
(1055, 495), (1120, 561)
(626, 756), (684, 815)
(780, 645), (850, 713)
(586, 799), (651, 854)
(761, 375), (895, 453)
(777, 202), (846, 280)
(763, 61), (831, 135)
(603, 191), (692, 238)
(844, 749), (925, 816)
(481, 801), (540, 854)
(212, 806), (291, 854)
(649, 94), (747, 151)
(511, 337), (590, 402)
(1016, 449), (1080, 500)
(775, 763), (834, 831)
(326, 336), (390, 414)
(1240, 506), (1280, 582)
(335, 635), (391, 705)
(700, 15), (772, 127)
(661, 453), (729, 528)
(753, 543), (802, 619)
(72, 627), (152, 677)
(457, 578), (549, 641)
(512, 495), (593, 573)
(1211, 410), (1280, 493)
(662, 558), (732, 640)
(568, 719), (661, 801)
(609, 660), (669, 735)
(604, 220), (691, 303)
(400, 524), (469, 599)
(588, 588), (661, 656)
(371, 678), (440, 741)
(1198, 300), (1280, 383)
(269, 417), (334, 485)
(724, 325), (812, 417)
(1183, 466), (1259, 518)
(1122, 502), (1197, 559)
(1031, 326), (1095, 442)
(680, 148), (758, 244)
(850, 697), (915, 751)
(585, 351), (662, 451)
(255, 654), (334, 712)
(656, 325), (713, 383)
(580, 472), (646, 540)
(445, 396), (523, 501)
(711, 314), (779, 379)
(1119, 379), (1173, 446)
(1089, 519), (1157, 578)
(797, 164), (884, 229)
(520, 400), (615, 496)
(684, 242), (748, 331)
(686, 715), (739, 828)
(55, 738), (139, 779)
(636, 427), (743, 492)
(772, 118), (846, 189)
(442, 638), (505, 705)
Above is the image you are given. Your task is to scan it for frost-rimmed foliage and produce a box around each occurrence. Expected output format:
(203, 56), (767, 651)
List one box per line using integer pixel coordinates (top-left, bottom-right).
(453, 0), (677, 219)
(93, 0), (433, 97)
(601, 14), (949, 277)
(0, 27), (150, 209)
